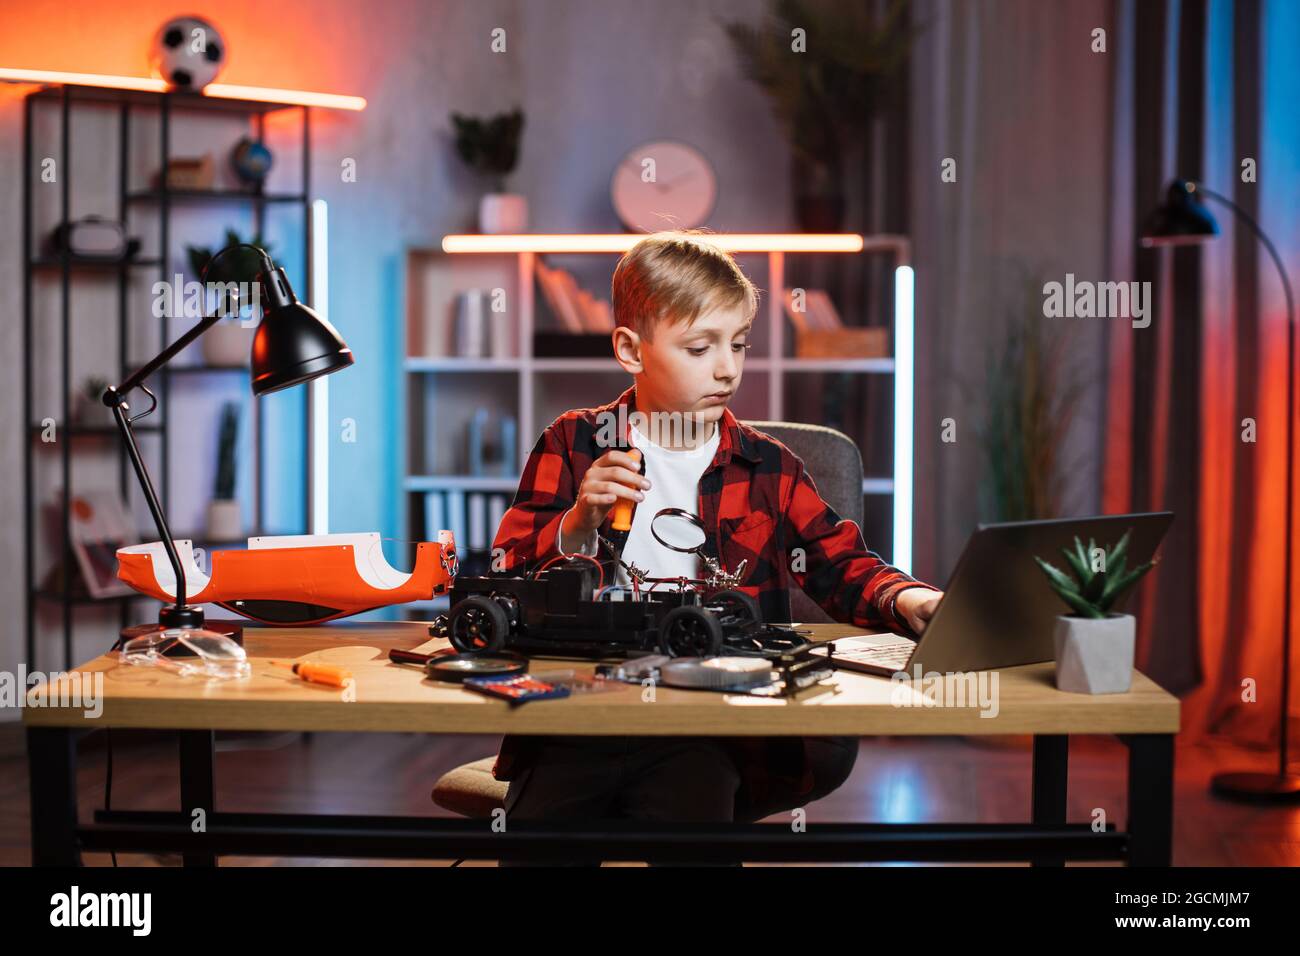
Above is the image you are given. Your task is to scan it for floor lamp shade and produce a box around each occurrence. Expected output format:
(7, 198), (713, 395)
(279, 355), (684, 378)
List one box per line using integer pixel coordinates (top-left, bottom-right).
(1139, 180), (1220, 247)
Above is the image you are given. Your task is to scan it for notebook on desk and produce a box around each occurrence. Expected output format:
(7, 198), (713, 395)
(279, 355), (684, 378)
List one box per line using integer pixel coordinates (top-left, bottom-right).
(809, 512), (1174, 676)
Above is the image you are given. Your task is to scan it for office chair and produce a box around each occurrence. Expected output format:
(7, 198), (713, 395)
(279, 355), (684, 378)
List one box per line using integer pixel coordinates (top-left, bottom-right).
(430, 420), (866, 818)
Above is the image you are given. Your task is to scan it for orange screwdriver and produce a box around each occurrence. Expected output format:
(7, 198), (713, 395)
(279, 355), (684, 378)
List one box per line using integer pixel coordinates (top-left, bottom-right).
(604, 447), (645, 556)
(270, 659), (352, 688)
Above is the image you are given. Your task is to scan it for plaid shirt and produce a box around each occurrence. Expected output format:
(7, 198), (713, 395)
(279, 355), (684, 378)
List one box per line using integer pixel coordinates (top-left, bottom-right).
(489, 384), (941, 798)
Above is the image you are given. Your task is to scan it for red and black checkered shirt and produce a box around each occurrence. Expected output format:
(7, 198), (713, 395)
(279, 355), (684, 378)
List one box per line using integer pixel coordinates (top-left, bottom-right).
(489, 384), (941, 795)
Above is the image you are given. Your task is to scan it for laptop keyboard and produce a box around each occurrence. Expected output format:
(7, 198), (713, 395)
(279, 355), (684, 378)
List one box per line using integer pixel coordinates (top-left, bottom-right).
(835, 640), (916, 670)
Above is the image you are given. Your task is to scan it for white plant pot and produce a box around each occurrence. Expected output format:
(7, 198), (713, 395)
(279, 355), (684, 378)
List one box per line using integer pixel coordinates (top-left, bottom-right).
(202, 321), (253, 367)
(478, 193), (528, 234)
(1053, 613), (1136, 694)
(206, 499), (243, 542)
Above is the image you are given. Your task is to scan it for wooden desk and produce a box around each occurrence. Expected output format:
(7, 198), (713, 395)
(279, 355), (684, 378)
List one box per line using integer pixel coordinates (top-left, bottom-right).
(24, 621), (1180, 866)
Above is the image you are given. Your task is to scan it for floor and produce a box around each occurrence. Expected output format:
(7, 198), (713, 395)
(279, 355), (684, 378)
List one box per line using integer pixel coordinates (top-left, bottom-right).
(3, 730), (1297, 866)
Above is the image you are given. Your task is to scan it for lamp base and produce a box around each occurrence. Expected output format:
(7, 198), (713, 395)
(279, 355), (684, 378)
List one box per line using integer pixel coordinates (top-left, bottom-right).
(119, 619), (244, 657)
(1210, 770), (1300, 802)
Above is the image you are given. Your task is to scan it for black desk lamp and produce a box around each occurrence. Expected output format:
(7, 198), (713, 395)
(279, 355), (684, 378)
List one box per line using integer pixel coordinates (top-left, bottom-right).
(1141, 179), (1299, 801)
(106, 243), (353, 643)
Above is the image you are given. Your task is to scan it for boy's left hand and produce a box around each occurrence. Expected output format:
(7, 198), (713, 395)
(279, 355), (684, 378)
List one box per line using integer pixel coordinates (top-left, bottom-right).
(896, 588), (944, 635)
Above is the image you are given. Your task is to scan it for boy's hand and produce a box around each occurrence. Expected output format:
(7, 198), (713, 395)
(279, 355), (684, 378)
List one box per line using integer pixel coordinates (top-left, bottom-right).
(561, 449), (650, 545)
(896, 588), (944, 635)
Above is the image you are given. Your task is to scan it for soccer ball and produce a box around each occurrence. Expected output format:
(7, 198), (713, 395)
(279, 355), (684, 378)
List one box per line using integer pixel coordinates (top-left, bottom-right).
(149, 16), (225, 91)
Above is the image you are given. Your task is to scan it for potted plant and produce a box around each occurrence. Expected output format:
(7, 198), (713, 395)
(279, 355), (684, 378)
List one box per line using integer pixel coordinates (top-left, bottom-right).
(450, 108), (527, 234)
(724, 0), (922, 232)
(1034, 530), (1159, 694)
(186, 229), (273, 367)
(74, 375), (113, 427)
(207, 402), (242, 541)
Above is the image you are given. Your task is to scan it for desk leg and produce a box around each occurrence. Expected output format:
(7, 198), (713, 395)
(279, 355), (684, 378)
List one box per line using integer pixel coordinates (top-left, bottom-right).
(179, 730), (216, 867)
(1124, 733), (1174, 866)
(27, 726), (81, 867)
(1031, 734), (1068, 867)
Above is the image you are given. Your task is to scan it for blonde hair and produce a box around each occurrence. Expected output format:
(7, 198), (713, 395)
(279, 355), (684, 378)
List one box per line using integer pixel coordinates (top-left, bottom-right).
(611, 231), (759, 341)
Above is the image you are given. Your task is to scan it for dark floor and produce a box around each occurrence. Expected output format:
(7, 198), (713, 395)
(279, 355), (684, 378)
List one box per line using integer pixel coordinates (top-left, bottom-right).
(2, 729), (1296, 866)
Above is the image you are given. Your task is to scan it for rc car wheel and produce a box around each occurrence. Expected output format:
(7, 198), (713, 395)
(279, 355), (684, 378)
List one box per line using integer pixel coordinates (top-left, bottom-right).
(708, 588), (761, 630)
(658, 605), (725, 657)
(447, 595), (510, 652)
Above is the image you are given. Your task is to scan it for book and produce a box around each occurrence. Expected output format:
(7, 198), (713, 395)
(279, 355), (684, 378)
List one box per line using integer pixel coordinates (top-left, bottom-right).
(444, 488), (467, 560)
(64, 490), (136, 598)
(806, 289), (844, 330)
(487, 494), (508, 550)
(535, 260), (584, 333)
(467, 492), (487, 551)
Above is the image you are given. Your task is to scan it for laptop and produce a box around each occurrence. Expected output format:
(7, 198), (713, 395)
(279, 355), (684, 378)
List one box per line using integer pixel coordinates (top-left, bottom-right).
(810, 512), (1174, 675)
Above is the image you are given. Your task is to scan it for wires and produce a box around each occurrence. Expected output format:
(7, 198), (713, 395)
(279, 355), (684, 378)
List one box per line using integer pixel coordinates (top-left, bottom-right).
(532, 552), (605, 593)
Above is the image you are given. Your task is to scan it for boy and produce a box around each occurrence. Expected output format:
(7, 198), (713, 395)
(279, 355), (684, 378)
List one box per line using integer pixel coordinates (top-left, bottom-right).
(490, 232), (944, 856)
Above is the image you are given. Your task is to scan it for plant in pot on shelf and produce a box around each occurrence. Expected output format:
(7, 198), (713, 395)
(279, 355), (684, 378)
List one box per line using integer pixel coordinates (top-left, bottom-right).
(207, 402), (242, 542)
(186, 229), (274, 367)
(450, 107), (527, 234)
(723, 0), (922, 232)
(74, 375), (113, 427)
(1034, 531), (1159, 695)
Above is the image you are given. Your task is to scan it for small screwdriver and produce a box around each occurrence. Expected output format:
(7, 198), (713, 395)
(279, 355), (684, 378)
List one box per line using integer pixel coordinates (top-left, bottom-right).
(604, 447), (645, 556)
(270, 659), (352, 688)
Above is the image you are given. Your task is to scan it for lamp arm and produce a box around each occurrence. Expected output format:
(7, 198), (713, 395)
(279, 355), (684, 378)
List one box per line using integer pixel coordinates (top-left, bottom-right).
(1199, 184), (1296, 776)
(102, 242), (273, 624)
(1197, 185), (1295, 330)
(109, 395), (191, 613)
(113, 243), (275, 396)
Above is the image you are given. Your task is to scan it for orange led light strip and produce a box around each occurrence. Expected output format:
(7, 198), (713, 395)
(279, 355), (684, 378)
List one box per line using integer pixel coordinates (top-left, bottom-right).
(441, 234), (866, 254)
(0, 68), (366, 110)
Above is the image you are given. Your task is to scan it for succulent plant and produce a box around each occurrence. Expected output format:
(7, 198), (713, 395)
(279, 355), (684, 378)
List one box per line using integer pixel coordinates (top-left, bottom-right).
(1034, 529), (1158, 619)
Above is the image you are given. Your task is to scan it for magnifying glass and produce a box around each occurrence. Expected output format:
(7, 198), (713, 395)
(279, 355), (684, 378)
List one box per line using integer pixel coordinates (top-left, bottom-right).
(650, 507), (709, 555)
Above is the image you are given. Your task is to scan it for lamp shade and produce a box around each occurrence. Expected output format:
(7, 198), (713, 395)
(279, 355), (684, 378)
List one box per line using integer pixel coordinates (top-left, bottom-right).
(251, 267), (354, 395)
(1139, 180), (1220, 247)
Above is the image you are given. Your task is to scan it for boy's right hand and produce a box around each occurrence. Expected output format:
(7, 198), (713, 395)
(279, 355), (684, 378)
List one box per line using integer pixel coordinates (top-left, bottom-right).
(562, 449), (650, 544)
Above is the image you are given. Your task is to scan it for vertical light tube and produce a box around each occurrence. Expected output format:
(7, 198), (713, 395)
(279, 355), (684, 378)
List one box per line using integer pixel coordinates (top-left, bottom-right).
(893, 265), (914, 573)
(308, 199), (330, 534)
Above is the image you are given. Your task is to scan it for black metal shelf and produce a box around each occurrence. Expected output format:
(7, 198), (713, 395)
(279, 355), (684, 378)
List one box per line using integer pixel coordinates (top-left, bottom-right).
(166, 364), (250, 374)
(126, 189), (306, 204)
(22, 82), (316, 671)
(30, 423), (163, 438)
(32, 588), (149, 605)
(28, 83), (305, 115)
(30, 256), (162, 272)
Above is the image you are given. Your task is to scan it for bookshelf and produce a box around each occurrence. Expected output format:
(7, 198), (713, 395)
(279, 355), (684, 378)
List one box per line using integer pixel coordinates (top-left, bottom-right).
(401, 233), (915, 610)
(19, 78), (354, 671)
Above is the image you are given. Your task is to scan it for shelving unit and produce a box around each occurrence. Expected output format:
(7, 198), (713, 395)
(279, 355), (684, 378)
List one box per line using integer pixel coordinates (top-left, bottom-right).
(401, 233), (915, 610)
(20, 81), (326, 671)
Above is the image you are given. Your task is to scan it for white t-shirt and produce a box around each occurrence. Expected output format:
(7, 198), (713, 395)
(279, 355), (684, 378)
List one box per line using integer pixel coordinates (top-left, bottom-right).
(560, 421), (721, 587)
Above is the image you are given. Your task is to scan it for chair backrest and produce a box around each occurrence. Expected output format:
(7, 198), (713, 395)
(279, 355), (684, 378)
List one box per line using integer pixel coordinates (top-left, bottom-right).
(741, 420), (865, 625)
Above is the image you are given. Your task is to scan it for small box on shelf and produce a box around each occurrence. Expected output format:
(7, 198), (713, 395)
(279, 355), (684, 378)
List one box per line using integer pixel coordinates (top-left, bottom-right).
(533, 331), (613, 358)
(782, 286), (890, 359)
(794, 327), (890, 359)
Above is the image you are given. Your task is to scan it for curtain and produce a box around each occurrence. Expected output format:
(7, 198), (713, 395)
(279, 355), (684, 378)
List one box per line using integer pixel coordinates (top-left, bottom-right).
(1104, 0), (1300, 748)
(909, 0), (1300, 748)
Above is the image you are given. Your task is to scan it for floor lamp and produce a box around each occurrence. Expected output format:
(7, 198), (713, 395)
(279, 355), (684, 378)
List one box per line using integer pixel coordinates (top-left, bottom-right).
(1141, 179), (1300, 800)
